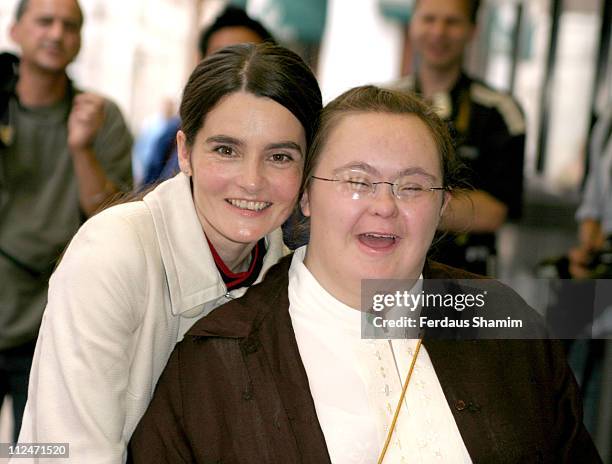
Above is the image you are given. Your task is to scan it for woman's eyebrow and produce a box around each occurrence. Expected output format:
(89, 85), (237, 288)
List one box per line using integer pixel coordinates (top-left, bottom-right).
(330, 164), (438, 181)
(333, 162), (379, 175)
(205, 135), (244, 146)
(266, 141), (303, 154)
(397, 167), (438, 181)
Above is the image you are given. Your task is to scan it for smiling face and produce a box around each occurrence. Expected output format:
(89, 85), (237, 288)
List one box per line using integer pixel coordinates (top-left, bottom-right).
(410, 0), (475, 73)
(177, 91), (306, 260)
(11, 0), (82, 74)
(301, 112), (449, 306)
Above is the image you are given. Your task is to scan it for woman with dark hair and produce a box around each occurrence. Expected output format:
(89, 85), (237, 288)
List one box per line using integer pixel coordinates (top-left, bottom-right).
(17, 43), (322, 463)
(140, 5), (277, 185)
(130, 85), (599, 463)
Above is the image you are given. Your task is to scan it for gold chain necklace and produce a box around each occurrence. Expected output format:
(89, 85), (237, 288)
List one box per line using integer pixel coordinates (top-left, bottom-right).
(376, 337), (423, 464)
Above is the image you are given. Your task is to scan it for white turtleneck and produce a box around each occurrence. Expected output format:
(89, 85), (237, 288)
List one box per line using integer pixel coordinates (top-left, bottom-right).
(288, 246), (472, 464)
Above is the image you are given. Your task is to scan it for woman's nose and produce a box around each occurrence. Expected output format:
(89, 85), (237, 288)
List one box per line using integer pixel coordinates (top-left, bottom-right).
(367, 183), (399, 218)
(237, 159), (266, 193)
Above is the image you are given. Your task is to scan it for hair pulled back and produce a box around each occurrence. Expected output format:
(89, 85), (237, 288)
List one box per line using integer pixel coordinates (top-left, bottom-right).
(180, 42), (322, 153)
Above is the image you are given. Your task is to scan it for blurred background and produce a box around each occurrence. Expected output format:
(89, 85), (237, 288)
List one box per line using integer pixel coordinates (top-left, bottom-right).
(1, 0), (611, 461)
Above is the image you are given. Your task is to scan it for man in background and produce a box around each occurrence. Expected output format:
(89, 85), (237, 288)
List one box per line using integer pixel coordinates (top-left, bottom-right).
(0, 0), (132, 441)
(391, 0), (526, 275)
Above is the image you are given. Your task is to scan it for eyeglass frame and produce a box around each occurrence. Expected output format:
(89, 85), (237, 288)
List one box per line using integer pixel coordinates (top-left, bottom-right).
(310, 172), (450, 201)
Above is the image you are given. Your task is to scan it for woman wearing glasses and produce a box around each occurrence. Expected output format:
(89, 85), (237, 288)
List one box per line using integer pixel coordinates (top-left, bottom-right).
(17, 43), (322, 463)
(130, 86), (599, 463)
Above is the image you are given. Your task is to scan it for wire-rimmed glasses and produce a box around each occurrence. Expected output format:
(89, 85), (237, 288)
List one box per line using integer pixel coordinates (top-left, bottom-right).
(311, 169), (449, 201)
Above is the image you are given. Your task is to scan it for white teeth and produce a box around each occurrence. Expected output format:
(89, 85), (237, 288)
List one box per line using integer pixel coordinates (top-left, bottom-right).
(365, 233), (396, 239)
(228, 199), (270, 211)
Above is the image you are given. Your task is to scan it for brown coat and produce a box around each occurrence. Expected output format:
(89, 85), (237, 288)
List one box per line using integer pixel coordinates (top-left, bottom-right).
(129, 256), (601, 463)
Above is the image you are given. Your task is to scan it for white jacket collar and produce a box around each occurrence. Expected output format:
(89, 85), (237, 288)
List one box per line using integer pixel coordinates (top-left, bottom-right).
(143, 172), (287, 316)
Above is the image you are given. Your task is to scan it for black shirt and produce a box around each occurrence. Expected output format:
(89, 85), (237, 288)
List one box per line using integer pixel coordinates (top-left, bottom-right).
(393, 72), (526, 274)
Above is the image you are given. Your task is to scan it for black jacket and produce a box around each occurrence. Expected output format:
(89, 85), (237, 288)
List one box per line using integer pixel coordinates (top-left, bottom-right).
(130, 256), (601, 463)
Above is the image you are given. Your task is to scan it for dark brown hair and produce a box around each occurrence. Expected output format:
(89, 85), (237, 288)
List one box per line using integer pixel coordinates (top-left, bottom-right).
(198, 6), (276, 57)
(180, 42), (321, 152)
(414, 0), (481, 24)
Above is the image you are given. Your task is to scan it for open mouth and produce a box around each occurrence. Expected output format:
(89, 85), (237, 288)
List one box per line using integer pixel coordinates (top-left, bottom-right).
(226, 199), (271, 212)
(358, 233), (399, 250)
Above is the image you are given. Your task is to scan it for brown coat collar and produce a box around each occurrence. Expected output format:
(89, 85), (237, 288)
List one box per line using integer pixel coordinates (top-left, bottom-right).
(186, 254), (483, 339)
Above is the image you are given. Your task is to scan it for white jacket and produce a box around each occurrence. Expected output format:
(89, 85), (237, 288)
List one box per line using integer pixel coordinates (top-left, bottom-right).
(16, 173), (288, 463)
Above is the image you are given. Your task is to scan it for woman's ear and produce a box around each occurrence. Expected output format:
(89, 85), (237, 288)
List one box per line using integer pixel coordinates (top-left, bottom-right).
(176, 130), (192, 176)
(300, 190), (311, 217)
